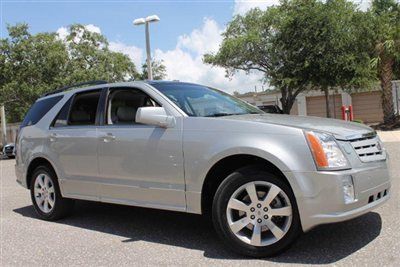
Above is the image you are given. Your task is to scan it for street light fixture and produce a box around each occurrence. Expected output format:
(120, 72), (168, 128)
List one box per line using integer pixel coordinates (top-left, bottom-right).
(133, 15), (160, 80)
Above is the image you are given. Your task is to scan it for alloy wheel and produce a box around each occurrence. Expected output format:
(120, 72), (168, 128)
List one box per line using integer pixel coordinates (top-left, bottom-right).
(33, 173), (56, 213)
(226, 181), (293, 246)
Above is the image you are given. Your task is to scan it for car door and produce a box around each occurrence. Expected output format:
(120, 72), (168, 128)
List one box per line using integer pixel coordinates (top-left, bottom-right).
(96, 87), (186, 211)
(46, 89), (103, 200)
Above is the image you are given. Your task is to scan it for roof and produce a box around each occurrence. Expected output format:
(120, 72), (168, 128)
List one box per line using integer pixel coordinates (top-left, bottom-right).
(37, 80), (216, 101)
(147, 80), (201, 87)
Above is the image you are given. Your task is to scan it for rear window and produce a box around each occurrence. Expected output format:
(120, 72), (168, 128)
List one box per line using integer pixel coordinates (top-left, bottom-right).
(21, 96), (63, 127)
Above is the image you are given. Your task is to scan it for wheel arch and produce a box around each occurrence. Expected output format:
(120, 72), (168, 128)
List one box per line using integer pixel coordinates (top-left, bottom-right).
(200, 153), (294, 216)
(26, 156), (58, 189)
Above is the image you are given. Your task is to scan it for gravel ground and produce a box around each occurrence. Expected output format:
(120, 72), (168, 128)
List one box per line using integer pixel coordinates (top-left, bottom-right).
(0, 142), (399, 266)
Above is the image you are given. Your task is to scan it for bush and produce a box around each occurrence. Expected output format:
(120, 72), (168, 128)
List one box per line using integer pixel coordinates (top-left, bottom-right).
(352, 119), (364, 124)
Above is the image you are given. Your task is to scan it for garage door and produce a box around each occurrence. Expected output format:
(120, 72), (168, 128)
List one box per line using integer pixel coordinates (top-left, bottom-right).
(351, 91), (383, 123)
(306, 95), (342, 119)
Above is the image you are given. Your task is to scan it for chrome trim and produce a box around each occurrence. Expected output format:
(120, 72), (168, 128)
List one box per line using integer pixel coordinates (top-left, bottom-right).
(350, 135), (386, 162)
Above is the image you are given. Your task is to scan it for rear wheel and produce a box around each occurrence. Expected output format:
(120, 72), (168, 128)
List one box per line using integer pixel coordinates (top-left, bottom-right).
(30, 165), (74, 220)
(212, 166), (300, 257)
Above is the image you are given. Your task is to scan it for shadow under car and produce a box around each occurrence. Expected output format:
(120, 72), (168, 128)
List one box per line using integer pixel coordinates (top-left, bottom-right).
(13, 200), (382, 263)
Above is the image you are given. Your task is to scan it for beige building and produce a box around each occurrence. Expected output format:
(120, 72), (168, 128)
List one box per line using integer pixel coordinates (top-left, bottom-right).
(237, 81), (400, 124)
(0, 122), (18, 145)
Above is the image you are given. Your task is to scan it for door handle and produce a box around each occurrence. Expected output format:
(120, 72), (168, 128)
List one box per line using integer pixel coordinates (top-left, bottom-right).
(102, 133), (116, 143)
(49, 133), (57, 142)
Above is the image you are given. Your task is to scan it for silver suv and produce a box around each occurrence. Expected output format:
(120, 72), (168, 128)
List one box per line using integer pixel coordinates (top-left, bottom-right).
(15, 81), (391, 257)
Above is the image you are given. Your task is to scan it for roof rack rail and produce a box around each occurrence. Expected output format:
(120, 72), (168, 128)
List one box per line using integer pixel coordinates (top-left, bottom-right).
(43, 80), (108, 97)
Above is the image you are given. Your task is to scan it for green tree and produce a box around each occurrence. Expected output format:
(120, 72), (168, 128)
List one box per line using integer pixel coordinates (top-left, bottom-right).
(204, 0), (374, 115)
(277, 0), (374, 117)
(63, 24), (137, 83)
(0, 23), (139, 122)
(204, 7), (309, 114)
(138, 59), (167, 80)
(0, 24), (69, 122)
(370, 0), (400, 123)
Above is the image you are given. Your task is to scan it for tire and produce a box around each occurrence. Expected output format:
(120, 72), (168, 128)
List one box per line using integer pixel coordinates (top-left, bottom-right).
(212, 165), (301, 258)
(30, 165), (74, 220)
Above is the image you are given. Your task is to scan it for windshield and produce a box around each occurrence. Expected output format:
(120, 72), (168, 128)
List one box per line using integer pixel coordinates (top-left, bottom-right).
(152, 83), (263, 117)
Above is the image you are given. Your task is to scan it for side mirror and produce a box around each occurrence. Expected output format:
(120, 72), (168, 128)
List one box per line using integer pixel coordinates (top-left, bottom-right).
(136, 107), (176, 128)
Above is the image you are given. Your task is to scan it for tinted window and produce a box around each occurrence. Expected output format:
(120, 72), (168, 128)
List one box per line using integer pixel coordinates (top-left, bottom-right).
(152, 83), (262, 117)
(21, 96), (63, 127)
(68, 90), (101, 126)
(52, 97), (73, 127)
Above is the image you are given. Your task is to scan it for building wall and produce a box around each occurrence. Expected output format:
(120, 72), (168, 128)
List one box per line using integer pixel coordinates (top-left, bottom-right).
(393, 80), (400, 115)
(351, 91), (383, 123)
(236, 86), (398, 124)
(0, 123), (19, 145)
(306, 94), (342, 119)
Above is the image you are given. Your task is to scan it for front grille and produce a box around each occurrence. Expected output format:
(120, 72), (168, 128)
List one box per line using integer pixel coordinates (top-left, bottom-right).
(350, 135), (386, 162)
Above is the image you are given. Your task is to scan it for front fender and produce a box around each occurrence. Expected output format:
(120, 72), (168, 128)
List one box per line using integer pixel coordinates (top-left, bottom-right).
(183, 120), (315, 195)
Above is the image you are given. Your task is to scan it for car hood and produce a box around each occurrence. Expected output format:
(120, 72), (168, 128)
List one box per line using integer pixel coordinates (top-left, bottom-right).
(222, 114), (374, 140)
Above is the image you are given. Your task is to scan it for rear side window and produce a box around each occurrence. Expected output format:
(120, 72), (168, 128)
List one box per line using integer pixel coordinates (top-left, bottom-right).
(52, 97), (73, 127)
(21, 96), (63, 127)
(68, 90), (101, 126)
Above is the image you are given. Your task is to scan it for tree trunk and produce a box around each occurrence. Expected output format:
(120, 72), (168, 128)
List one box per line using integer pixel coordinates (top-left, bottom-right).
(324, 87), (331, 118)
(281, 99), (295, 114)
(280, 87), (295, 114)
(379, 57), (395, 124)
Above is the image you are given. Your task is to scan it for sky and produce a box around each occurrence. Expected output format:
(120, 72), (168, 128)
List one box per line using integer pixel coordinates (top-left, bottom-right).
(1, 0), (372, 93)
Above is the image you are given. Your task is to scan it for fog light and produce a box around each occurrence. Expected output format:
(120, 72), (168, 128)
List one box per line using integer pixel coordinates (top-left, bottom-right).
(342, 175), (356, 204)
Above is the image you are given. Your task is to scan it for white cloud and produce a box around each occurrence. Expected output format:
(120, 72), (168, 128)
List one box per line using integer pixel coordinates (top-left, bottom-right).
(354, 0), (371, 11)
(56, 26), (68, 40)
(233, 0), (279, 15)
(154, 18), (265, 93)
(85, 24), (101, 34)
(177, 18), (223, 55)
(109, 41), (143, 68)
(56, 24), (102, 42)
(55, 20), (265, 93)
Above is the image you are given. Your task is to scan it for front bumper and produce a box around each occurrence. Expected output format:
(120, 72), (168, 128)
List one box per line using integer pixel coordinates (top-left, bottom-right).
(286, 161), (391, 232)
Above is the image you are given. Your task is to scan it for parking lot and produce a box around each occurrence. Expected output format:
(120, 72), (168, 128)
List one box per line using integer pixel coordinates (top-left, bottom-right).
(0, 141), (399, 266)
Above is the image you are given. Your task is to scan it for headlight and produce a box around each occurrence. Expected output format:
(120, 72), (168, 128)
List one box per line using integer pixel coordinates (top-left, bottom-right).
(305, 131), (350, 170)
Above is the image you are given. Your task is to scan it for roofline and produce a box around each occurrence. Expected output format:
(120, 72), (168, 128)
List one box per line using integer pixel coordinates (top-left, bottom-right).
(37, 81), (152, 101)
(36, 80), (218, 101)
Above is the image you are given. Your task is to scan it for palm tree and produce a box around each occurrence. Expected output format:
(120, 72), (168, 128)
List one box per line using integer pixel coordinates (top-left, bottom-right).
(371, 0), (400, 124)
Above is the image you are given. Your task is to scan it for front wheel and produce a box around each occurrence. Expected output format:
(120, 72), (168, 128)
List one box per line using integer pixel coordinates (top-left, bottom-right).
(30, 165), (74, 220)
(212, 166), (301, 257)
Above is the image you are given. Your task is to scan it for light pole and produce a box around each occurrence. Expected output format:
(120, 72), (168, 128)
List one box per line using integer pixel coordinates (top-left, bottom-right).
(1, 105), (7, 146)
(133, 15), (160, 80)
